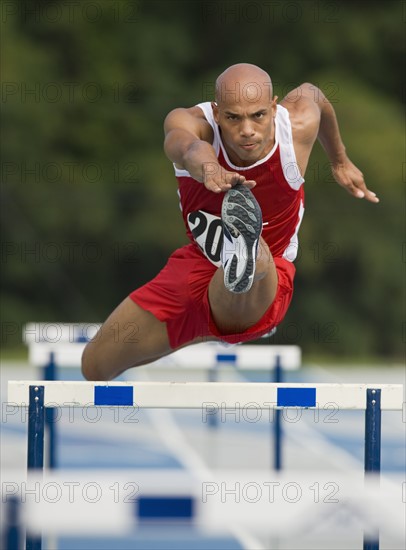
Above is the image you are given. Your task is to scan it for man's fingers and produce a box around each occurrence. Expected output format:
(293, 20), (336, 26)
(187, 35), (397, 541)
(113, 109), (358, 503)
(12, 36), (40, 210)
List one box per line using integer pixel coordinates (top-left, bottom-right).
(364, 190), (380, 203)
(333, 160), (379, 204)
(229, 173), (246, 185)
(346, 182), (379, 203)
(213, 182), (231, 193)
(352, 179), (380, 203)
(205, 170), (256, 193)
(229, 174), (257, 189)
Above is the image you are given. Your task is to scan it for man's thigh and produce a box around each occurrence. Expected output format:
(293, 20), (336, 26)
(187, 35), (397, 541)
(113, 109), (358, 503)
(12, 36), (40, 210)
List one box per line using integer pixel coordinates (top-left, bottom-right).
(82, 297), (172, 380)
(208, 239), (278, 334)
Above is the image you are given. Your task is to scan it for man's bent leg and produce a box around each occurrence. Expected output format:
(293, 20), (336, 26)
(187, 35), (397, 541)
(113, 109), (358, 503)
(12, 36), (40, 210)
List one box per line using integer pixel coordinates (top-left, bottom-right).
(208, 237), (278, 334)
(82, 297), (172, 381)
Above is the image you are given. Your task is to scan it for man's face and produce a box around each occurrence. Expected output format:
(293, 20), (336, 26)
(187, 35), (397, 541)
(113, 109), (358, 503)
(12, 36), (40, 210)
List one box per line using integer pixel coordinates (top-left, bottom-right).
(212, 93), (277, 167)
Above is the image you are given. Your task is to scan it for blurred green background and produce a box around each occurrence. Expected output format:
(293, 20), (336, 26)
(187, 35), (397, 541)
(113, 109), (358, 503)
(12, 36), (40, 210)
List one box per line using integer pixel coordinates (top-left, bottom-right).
(1, 0), (404, 361)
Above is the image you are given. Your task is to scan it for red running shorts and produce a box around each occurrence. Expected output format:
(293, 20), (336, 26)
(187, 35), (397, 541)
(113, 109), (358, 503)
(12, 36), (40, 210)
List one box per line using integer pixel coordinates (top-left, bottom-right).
(129, 243), (295, 349)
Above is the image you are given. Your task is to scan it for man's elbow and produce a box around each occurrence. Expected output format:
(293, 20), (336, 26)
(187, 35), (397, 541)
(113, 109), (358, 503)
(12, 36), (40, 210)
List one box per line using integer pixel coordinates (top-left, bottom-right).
(165, 130), (202, 166)
(164, 129), (189, 166)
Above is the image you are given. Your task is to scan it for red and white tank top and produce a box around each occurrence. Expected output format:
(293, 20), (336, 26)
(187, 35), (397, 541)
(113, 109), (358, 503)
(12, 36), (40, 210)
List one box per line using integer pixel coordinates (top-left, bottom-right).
(174, 102), (305, 265)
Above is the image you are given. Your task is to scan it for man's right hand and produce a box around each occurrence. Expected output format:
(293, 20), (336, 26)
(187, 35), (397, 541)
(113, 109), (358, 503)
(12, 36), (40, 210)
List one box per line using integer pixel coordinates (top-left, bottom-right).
(203, 162), (256, 193)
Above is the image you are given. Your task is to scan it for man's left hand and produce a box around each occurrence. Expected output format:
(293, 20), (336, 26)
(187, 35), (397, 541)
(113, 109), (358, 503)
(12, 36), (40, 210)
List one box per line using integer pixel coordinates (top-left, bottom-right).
(332, 157), (379, 203)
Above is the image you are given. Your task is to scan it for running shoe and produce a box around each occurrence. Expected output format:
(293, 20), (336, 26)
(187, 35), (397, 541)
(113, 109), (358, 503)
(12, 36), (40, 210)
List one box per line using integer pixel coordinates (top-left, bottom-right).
(221, 183), (263, 293)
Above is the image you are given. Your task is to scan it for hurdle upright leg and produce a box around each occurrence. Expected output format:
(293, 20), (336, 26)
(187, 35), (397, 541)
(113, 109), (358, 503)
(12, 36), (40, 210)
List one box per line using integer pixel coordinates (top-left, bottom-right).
(207, 355), (220, 429)
(27, 385), (45, 550)
(4, 496), (21, 550)
(43, 352), (57, 469)
(363, 388), (381, 550)
(273, 355), (282, 470)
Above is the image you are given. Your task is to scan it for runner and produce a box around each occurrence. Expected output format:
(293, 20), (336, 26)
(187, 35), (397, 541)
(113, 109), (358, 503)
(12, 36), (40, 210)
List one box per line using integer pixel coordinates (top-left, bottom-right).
(82, 63), (378, 381)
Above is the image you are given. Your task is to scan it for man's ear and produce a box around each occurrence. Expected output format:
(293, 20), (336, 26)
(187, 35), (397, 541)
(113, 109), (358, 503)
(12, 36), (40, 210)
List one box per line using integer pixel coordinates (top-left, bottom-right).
(211, 101), (219, 124)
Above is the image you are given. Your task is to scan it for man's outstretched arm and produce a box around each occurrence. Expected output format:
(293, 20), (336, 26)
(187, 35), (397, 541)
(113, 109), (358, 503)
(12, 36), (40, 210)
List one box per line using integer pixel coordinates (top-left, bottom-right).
(163, 107), (255, 193)
(286, 83), (379, 203)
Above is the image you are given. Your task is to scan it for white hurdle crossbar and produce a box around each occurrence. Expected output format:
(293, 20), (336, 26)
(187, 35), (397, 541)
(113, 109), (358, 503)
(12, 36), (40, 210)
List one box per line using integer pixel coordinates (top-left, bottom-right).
(7, 380), (404, 550)
(27, 341), (301, 371)
(26, 340), (301, 470)
(2, 469), (404, 545)
(8, 381), (402, 410)
(23, 322), (299, 371)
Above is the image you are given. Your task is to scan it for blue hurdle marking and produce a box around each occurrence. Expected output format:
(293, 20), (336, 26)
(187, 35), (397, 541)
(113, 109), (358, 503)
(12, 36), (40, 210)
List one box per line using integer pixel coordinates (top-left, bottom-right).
(277, 387), (316, 407)
(137, 496), (194, 521)
(215, 353), (237, 363)
(94, 385), (134, 406)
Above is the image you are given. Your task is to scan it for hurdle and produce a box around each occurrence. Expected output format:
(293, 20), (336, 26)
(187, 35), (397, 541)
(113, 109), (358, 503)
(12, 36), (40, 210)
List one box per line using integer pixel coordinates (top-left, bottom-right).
(23, 323), (301, 470)
(23, 323), (299, 376)
(2, 468), (404, 549)
(7, 380), (404, 550)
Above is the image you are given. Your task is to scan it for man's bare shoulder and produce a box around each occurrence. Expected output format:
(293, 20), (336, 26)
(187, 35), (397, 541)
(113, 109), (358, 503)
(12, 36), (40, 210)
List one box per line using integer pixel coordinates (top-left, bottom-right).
(280, 83), (320, 111)
(167, 105), (208, 119)
(164, 105), (213, 142)
(280, 83), (321, 145)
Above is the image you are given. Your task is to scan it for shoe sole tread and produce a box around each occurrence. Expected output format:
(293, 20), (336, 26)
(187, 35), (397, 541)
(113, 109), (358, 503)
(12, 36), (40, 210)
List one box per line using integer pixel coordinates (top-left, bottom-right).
(221, 184), (262, 293)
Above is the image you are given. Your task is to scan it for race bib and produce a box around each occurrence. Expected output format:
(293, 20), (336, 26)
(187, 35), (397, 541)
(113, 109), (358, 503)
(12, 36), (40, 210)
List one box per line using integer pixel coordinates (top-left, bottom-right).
(187, 210), (223, 267)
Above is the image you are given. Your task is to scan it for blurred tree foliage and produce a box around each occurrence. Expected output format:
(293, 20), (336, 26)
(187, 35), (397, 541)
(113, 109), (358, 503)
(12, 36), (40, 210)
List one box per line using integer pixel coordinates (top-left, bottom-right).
(1, 0), (404, 359)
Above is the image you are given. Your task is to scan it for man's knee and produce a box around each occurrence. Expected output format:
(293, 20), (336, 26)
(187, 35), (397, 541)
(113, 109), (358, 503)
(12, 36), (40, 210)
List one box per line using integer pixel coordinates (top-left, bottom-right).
(81, 340), (119, 381)
(81, 342), (101, 381)
(255, 239), (273, 275)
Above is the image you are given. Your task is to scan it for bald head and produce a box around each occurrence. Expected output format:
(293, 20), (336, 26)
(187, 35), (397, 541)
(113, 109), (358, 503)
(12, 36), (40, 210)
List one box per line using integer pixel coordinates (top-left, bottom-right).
(215, 63), (273, 107)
